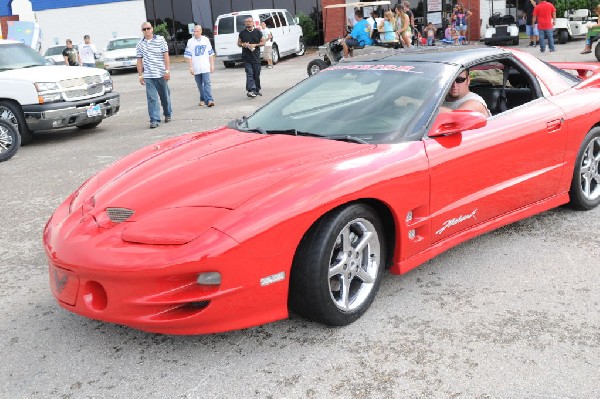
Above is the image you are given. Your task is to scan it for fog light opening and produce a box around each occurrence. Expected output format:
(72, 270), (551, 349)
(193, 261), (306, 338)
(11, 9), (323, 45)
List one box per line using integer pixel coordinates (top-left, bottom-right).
(82, 281), (108, 311)
(197, 272), (221, 285)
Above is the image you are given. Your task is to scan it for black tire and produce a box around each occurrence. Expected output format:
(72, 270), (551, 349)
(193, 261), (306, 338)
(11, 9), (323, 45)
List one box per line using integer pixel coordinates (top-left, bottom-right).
(295, 39), (305, 56)
(307, 59), (328, 76)
(512, 38), (519, 45)
(595, 42), (600, 62)
(0, 119), (21, 162)
(289, 203), (386, 326)
(558, 30), (569, 44)
(223, 61), (235, 68)
(484, 40), (491, 46)
(77, 121), (102, 130)
(568, 127), (600, 210)
(0, 100), (32, 145)
(271, 44), (280, 65)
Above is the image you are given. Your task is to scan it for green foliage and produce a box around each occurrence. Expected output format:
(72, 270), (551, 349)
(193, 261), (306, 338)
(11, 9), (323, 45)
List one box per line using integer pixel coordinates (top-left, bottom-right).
(297, 12), (319, 45)
(553, 0), (593, 18)
(153, 22), (170, 39)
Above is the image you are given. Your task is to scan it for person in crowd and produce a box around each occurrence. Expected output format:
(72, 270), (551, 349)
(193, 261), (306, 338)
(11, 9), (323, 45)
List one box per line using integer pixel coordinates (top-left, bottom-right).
(185, 25), (215, 107)
(523, 0), (540, 47)
(378, 11), (397, 43)
(424, 22), (436, 46)
(78, 35), (98, 67)
(403, 1), (415, 29)
(237, 17), (265, 98)
(136, 22), (172, 128)
(62, 39), (79, 66)
(260, 21), (274, 69)
(440, 69), (491, 117)
(532, 0), (556, 52)
(453, 4), (472, 44)
(367, 10), (381, 43)
(395, 4), (412, 48)
(580, 3), (600, 54)
(341, 9), (373, 58)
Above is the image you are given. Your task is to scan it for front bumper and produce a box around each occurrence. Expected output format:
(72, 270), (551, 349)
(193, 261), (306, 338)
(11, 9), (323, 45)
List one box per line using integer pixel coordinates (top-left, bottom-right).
(217, 54), (242, 62)
(104, 60), (137, 71)
(22, 92), (120, 131)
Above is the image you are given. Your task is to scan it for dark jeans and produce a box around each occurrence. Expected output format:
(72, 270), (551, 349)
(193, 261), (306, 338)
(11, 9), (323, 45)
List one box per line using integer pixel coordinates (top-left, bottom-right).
(244, 61), (261, 93)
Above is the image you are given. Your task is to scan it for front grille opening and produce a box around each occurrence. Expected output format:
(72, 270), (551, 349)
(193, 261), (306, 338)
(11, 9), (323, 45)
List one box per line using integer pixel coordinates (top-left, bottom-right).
(107, 207), (134, 223)
(148, 301), (211, 321)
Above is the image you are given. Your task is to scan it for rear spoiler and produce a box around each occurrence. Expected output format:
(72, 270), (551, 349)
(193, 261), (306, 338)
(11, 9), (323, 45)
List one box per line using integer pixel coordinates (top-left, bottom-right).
(550, 62), (600, 89)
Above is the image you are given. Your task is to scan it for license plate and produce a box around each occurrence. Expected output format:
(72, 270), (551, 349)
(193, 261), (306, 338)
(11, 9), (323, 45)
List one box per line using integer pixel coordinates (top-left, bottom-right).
(123, 60), (132, 66)
(87, 104), (101, 117)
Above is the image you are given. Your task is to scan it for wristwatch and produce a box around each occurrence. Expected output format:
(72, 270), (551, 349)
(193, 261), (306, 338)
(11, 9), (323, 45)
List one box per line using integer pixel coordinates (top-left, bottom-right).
(165, 70), (170, 73)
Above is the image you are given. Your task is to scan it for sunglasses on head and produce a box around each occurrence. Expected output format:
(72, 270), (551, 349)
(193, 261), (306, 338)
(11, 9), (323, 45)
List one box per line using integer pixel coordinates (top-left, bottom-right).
(142, 27), (152, 31)
(454, 76), (468, 84)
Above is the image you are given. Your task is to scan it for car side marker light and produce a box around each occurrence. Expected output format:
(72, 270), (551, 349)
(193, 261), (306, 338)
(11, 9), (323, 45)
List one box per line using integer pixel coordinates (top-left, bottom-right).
(260, 272), (286, 287)
(197, 272), (221, 285)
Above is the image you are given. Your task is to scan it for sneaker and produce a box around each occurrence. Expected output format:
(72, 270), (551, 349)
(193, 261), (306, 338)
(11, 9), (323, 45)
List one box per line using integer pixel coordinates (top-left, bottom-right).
(164, 116), (171, 123)
(535, 41), (539, 46)
(199, 101), (205, 106)
(207, 101), (215, 107)
(255, 91), (262, 96)
(247, 91), (257, 98)
(540, 49), (545, 53)
(549, 49), (556, 52)
(266, 65), (273, 69)
(150, 122), (159, 129)
(528, 42), (535, 47)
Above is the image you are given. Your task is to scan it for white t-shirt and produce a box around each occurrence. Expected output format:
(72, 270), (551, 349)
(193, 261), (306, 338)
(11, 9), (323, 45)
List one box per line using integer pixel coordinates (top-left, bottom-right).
(184, 35), (214, 74)
(79, 42), (97, 64)
(261, 27), (272, 47)
(443, 92), (491, 116)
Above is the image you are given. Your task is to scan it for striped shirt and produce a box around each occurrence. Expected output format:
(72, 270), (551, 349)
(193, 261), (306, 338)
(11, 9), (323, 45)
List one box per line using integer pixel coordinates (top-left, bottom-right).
(136, 35), (168, 78)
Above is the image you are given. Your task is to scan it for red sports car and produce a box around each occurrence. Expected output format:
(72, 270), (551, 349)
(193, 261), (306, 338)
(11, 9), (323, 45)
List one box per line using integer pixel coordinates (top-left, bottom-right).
(44, 47), (600, 335)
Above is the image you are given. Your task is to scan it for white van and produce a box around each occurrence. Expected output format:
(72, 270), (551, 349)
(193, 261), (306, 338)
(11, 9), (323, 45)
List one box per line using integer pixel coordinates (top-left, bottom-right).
(214, 9), (304, 68)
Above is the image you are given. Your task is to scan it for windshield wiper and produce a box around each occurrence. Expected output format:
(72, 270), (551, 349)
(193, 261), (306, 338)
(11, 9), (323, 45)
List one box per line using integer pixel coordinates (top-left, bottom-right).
(239, 127), (267, 134)
(268, 130), (368, 144)
(264, 129), (325, 138)
(327, 135), (369, 144)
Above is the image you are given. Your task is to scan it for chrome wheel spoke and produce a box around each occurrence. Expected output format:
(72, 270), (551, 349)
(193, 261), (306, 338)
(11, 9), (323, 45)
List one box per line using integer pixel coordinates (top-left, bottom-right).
(355, 266), (375, 284)
(339, 275), (351, 309)
(354, 231), (373, 254)
(328, 254), (347, 278)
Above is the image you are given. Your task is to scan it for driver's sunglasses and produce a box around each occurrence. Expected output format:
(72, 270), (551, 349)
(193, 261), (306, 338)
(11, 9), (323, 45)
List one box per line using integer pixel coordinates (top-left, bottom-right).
(454, 76), (468, 84)
(142, 27), (152, 31)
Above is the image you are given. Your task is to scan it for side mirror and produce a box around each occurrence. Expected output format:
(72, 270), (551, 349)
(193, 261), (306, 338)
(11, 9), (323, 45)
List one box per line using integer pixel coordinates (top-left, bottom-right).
(294, 17), (299, 24)
(429, 110), (487, 137)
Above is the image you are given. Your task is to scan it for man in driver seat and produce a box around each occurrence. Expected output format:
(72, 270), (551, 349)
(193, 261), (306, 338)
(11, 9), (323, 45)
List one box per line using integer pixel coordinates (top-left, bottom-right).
(440, 69), (491, 117)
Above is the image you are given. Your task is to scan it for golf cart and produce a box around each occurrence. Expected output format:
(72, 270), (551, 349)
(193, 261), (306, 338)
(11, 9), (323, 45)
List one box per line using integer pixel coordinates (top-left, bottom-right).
(307, 1), (392, 76)
(554, 3), (597, 44)
(483, 0), (519, 45)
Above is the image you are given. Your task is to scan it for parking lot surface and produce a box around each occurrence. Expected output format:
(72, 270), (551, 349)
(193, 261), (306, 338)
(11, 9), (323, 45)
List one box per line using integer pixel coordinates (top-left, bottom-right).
(1, 40), (599, 398)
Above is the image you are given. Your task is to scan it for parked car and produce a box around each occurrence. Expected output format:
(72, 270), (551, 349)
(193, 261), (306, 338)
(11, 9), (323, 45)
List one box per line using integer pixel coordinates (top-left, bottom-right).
(214, 9), (304, 68)
(43, 44), (78, 65)
(101, 37), (139, 74)
(44, 47), (600, 335)
(0, 40), (120, 151)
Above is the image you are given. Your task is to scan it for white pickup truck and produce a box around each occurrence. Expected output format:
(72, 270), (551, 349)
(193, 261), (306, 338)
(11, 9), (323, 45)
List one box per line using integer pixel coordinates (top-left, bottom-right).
(0, 40), (120, 162)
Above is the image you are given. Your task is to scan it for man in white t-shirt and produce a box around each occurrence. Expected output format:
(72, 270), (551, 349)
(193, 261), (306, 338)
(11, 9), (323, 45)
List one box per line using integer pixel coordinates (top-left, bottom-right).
(78, 35), (98, 68)
(440, 69), (490, 117)
(184, 25), (215, 107)
(260, 21), (273, 69)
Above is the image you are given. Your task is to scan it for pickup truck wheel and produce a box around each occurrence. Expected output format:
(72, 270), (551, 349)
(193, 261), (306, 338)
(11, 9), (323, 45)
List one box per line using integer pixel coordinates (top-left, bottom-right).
(77, 121), (102, 130)
(0, 100), (32, 145)
(0, 119), (21, 162)
(271, 44), (280, 65)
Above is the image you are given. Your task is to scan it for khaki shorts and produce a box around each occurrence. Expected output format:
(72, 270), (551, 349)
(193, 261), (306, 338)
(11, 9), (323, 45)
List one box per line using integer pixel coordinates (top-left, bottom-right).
(263, 46), (272, 60)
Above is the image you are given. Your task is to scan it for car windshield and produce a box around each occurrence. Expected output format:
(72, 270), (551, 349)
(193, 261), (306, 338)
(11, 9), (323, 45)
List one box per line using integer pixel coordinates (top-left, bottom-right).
(44, 45), (77, 56)
(107, 39), (138, 51)
(0, 43), (48, 70)
(241, 63), (449, 144)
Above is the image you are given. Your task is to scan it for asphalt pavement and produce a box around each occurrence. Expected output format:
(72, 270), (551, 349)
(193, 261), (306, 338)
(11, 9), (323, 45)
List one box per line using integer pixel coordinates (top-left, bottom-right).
(1, 38), (599, 398)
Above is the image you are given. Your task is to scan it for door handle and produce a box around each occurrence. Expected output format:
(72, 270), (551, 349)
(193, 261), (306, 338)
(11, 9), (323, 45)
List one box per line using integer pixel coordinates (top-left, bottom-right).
(546, 118), (563, 132)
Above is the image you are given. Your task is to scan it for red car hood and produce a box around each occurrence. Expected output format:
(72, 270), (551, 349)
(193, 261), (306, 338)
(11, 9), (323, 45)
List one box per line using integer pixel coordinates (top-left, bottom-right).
(89, 128), (374, 218)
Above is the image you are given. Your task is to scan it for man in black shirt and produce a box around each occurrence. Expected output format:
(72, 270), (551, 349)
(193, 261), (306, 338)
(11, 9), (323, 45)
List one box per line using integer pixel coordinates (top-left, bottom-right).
(237, 17), (265, 98)
(62, 39), (79, 66)
(523, 0), (540, 46)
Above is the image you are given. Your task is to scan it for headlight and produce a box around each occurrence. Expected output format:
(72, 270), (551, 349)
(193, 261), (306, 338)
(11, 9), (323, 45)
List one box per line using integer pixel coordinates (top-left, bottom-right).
(121, 207), (229, 245)
(34, 82), (62, 103)
(101, 71), (113, 92)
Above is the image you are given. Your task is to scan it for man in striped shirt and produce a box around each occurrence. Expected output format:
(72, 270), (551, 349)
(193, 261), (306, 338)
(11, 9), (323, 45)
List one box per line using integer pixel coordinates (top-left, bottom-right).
(136, 22), (173, 129)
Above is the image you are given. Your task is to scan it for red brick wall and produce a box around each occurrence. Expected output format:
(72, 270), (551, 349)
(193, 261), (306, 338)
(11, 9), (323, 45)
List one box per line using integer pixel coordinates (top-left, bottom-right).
(322, 0), (346, 42)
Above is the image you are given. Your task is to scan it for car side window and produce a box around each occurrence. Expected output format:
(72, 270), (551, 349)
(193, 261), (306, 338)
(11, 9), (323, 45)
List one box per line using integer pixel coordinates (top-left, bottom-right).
(218, 17), (234, 35)
(277, 11), (287, 26)
(468, 60), (541, 116)
(285, 11), (296, 25)
(260, 13), (276, 28)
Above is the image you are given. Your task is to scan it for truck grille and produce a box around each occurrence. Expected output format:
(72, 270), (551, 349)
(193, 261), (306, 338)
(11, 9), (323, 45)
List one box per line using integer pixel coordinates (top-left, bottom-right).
(60, 76), (105, 101)
(115, 56), (136, 61)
